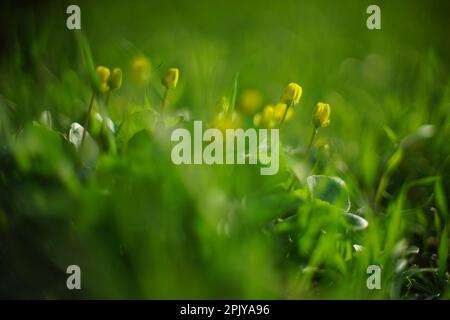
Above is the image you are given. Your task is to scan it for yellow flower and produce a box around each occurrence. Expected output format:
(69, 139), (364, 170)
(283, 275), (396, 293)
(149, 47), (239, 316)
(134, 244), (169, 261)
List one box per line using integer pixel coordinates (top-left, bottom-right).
(109, 68), (122, 91)
(239, 89), (263, 115)
(280, 82), (302, 105)
(273, 102), (294, 122)
(162, 68), (179, 89)
(254, 105), (276, 128)
(212, 111), (242, 133)
(96, 66), (111, 92)
(131, 56), (151, 85)
(312, 102), (331, 128)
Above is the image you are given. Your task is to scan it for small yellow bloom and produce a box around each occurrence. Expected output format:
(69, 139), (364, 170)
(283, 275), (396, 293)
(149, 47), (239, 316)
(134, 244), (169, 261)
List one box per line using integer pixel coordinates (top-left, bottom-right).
(280, 82), (302, 105)
(239, 89), (263, 115)
(162, 68), (179, 89)
(273, 102), (295, 122)
(312, 102), (331, 128)
(212, 111), (242, 133)
(109, 68), (122, 91)
(261, 105), (276, 128)
(96, 66), (111, 92)
(131, 56), (151, 85)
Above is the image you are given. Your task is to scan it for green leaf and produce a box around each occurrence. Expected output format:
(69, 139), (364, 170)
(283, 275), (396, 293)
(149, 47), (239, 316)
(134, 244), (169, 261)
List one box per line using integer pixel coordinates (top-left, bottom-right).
(229, 72), (239, 114)
(307, 175), (351, 212)
(163, 113), (188, 127)
(386, 148), (403, 173)
(383, 125), (399, 144)
(117, 107), (158, 146)
(435, 178), (448, 218)
(13, 124), (80, 192)
(401, 124), (436, 149)
(405, 245), (420, 255)
(75, 32), (98, 89)
(343, 212), (368, 231)
(68, 122), (100, 167)
(438, 227), (449, 279)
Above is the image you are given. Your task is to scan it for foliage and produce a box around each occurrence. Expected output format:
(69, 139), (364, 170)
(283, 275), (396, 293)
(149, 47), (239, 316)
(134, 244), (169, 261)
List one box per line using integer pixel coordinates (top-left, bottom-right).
(0, 0), (449, 299)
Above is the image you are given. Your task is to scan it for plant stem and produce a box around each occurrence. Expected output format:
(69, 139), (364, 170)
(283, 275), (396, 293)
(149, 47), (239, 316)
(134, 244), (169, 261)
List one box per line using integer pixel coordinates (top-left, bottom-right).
(279, 101), (293, 128)
(101, 90), (111, 142)
(310, 157), (320, 174)
(306, 127), (318, 157)
(99, 119), (105, 138)
(105, 90), (111, 107)
(81, 91), (95, 147)
(161, 87), (169, 114)
(287, 171), (297, 191)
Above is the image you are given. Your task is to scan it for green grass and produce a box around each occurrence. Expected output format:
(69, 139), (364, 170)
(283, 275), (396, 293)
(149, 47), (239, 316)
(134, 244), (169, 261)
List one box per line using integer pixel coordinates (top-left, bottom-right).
(0, 0), (449, 299)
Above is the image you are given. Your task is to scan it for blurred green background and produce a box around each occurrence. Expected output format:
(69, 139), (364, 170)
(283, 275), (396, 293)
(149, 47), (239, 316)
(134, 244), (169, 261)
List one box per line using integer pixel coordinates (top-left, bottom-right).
(0, 0), (449, 299)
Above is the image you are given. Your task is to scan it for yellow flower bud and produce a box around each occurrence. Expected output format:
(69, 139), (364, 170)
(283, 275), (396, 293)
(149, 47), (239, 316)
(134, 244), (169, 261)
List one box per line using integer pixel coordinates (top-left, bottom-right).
(109, 67), (122, 91)
(212, 111), (242, 134)
(131, 56), (151, 85)
(239, 89), (263, 115)
(162, 67), (179, 89)
(261, 105), (276, 128)
(96, 66), (111, 92)
(312, 102), (331, 128)
(273, 103), (294, 122)
(280, 82), (302, 105)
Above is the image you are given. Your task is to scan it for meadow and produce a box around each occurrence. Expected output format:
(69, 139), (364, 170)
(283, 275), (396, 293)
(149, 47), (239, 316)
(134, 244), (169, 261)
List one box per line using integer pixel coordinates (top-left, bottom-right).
(0, 0), (449, 299)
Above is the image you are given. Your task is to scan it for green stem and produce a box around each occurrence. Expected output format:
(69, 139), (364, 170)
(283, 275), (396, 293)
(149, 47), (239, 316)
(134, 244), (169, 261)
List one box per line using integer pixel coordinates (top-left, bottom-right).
(81, 91), (95, 147)
(287, 171), (297, 191)
(279, 101), (293, 128)
(101, 90), (111, 145)
(105, 90), (111, 107)
(99, 119), (105, 138)
(306, 126), (318, 157)
(310, 157), (320, 174)
(161, 87), (169, 114)
(123, 105), (130, 154)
